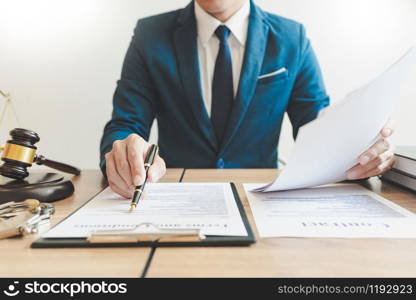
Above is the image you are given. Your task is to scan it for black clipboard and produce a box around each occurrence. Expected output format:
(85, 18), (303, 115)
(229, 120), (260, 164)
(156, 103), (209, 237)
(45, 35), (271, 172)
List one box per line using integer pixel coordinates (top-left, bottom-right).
(31, 183), (255, 248)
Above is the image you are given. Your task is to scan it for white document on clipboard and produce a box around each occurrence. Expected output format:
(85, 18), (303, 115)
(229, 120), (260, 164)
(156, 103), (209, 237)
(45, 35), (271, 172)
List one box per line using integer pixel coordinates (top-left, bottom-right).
(245, 183), (416, 238)
(43, 183), (248, 238)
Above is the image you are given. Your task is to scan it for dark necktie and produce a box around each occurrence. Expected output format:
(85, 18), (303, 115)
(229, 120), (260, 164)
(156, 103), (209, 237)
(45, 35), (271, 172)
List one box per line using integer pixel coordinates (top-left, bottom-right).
(211, 25), (233, 143)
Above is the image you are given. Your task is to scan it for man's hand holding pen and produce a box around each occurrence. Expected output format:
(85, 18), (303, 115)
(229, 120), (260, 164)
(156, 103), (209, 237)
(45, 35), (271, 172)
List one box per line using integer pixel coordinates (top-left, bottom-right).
(104, 134), (166, 199)
(129, 144), (159, 212)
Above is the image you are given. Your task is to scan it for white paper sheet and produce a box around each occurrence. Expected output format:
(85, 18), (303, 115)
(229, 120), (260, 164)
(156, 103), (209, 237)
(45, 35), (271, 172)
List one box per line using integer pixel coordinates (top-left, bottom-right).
(245, 183), (416, 238)
(255, 47), (416, 192)
(43, 183), (248, 238)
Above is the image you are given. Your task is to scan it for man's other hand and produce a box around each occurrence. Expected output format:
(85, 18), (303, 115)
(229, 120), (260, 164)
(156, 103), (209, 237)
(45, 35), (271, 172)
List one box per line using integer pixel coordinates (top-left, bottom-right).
(346, 119), (395, 180)
(104, 134), (166, 198)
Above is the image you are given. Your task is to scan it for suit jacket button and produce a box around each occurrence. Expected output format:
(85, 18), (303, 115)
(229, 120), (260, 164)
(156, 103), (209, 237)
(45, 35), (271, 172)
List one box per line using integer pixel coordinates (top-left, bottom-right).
(216, 159), (225, 169)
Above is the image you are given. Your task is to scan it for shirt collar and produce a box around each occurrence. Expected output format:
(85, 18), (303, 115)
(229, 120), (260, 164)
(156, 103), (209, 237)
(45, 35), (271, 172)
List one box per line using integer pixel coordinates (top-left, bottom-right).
(194, 0), (250, 47)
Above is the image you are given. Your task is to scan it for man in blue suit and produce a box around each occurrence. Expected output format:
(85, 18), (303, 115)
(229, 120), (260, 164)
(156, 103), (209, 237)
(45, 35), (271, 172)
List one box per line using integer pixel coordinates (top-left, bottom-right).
(100, 0), (395, 198)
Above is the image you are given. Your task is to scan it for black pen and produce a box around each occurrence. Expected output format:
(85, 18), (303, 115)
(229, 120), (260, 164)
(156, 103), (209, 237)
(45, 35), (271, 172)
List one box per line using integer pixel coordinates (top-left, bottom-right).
(129, 144), (159, 212)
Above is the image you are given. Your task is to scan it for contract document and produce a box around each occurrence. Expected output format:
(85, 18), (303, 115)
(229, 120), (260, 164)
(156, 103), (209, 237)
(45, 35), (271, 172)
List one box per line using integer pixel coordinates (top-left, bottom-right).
(43, 183), (248, 238)
(255, 47), (416, 192)
(245, 183), (416, 238)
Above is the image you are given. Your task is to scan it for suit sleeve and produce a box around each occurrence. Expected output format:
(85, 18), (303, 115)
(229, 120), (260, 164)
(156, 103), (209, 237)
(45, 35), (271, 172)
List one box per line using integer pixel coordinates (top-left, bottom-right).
(99, 20), (157, 174)
(286, 24), (330, 139)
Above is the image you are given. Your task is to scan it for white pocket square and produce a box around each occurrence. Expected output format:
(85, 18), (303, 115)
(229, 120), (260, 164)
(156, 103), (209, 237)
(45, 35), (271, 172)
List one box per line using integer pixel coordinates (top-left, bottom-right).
(258, 67), (287, 79)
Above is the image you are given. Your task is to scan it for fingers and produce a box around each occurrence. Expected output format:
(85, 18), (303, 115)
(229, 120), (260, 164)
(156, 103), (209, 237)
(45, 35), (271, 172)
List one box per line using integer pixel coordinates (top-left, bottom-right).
(105, 134), (165, 198)
(380, 118), (394, 138)
(147, 155), (166, 182)
(347, 150), (394, 179)
(105, 152), (133, 199)
(359, 155), (396, 179)
(112, 140), (133, 188)
(126, 135), (146, 186)
(358, 138), (390, 165)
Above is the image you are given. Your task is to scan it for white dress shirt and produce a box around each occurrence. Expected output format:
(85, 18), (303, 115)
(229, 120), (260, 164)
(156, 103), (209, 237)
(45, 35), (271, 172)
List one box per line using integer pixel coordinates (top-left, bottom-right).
(194, 0), (250, 117)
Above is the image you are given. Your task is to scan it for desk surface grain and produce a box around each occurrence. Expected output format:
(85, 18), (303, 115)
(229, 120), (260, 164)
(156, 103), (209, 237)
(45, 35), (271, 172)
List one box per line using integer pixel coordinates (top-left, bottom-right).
(147, 169), (416, 277)
(0, 168), (183, 278)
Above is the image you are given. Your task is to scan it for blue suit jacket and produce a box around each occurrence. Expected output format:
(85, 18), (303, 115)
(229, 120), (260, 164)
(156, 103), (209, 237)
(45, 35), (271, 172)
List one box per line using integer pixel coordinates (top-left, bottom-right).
(100, 0), (329, 171)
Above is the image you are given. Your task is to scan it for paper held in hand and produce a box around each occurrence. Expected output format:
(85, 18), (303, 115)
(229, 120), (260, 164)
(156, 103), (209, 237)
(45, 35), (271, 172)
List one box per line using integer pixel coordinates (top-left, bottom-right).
(254, 47), (416, 192)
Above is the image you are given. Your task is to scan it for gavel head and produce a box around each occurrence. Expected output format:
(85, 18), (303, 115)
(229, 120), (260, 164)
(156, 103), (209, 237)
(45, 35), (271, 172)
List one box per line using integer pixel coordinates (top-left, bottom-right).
(0, 128), (40, 180)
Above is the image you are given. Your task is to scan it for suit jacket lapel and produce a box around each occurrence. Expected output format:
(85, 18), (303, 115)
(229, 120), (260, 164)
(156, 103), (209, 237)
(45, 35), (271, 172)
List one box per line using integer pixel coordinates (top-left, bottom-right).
(174, 2), (218, 152)
(220, 2), (269, 152)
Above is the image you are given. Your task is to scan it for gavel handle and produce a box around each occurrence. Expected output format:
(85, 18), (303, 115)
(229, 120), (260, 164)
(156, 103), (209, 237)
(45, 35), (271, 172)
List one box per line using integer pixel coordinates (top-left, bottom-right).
(35, 155), (81, 176)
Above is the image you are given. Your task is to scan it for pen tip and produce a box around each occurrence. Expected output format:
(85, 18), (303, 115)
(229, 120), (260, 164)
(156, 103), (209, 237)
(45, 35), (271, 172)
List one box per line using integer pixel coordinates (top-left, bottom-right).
(128, 204), (136, 213)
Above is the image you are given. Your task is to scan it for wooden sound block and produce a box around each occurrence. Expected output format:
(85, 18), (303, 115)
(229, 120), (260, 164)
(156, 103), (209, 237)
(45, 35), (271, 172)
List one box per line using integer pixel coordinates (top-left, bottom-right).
(0, 173), (74, 204)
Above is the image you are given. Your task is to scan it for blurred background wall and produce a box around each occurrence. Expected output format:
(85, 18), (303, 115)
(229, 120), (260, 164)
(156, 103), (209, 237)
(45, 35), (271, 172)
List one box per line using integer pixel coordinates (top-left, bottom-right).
(0, 0), (415, 169)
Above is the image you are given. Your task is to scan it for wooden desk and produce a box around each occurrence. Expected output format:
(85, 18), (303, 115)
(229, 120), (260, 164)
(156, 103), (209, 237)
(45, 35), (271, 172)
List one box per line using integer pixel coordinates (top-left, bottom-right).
(0, 169), (183, 278)
(147, 169), (416, 277)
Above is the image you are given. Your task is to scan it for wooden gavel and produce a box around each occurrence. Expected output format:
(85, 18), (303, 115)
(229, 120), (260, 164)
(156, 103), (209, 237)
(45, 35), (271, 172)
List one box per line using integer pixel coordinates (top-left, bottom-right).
(0, 128), (81, 180)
